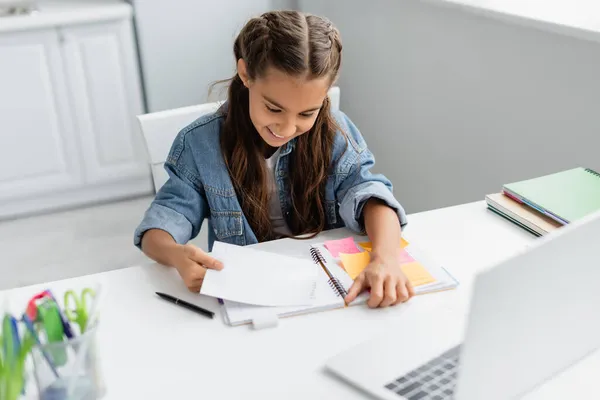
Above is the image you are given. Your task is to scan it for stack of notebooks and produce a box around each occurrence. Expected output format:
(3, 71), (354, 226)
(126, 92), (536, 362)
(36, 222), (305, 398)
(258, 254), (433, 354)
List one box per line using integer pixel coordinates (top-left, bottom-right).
(485, 167), (600, 236)
(201, 238), (459, 327)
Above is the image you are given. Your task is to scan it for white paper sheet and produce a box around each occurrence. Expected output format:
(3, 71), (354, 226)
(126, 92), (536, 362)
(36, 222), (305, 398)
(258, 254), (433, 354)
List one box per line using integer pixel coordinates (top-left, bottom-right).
(223, 258), (347, 325)
(200, 242), (318, 307)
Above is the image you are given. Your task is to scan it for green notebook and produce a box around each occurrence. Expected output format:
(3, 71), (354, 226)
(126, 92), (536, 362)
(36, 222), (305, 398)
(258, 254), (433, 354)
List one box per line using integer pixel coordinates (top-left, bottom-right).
(503, 167), (600, 224)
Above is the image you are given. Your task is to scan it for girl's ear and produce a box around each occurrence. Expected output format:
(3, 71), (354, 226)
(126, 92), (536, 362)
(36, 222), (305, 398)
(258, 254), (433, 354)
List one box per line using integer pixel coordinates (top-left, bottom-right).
(237, 59), (251, 88)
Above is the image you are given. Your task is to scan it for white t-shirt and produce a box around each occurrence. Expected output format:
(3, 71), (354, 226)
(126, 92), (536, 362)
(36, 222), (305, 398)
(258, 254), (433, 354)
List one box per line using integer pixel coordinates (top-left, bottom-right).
(265, 148), (292, 238)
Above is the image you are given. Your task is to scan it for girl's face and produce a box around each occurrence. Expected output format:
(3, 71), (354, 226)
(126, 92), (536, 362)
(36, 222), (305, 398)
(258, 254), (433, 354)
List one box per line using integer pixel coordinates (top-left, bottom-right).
(238, 60), (330, 148)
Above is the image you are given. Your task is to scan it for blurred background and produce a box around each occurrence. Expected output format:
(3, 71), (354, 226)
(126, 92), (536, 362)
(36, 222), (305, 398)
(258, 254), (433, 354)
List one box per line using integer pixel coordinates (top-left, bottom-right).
(1, 0), (599, 288)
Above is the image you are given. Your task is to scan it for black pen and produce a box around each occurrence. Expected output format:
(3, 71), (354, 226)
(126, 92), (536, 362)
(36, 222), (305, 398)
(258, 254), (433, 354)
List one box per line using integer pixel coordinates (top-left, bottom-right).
(155, 292), (215, 319)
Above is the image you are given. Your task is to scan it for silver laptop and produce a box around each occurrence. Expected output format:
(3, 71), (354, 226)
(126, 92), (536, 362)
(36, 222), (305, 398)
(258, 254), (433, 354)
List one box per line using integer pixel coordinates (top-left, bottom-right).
(325, 209), (600, 400)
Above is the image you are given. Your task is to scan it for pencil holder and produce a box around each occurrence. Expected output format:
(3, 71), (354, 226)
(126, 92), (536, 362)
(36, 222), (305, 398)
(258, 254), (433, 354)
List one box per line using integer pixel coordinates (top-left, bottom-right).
(31, 323), (105, 400)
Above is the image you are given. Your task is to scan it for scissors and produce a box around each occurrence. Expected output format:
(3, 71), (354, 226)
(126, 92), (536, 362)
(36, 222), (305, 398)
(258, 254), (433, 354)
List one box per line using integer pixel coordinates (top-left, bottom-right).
(26, 289), (75, 339)
(64, 288), (96, 334)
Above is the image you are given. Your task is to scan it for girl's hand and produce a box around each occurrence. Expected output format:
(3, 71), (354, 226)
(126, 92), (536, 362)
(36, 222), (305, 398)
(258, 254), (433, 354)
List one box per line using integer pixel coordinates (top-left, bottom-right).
(172, 243), (224, 292)
(344, 252), (414, 308)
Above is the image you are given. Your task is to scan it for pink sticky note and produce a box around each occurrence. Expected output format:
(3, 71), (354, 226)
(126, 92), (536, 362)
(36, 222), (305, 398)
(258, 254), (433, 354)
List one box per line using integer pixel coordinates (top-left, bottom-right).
(398, 249), (415, 264)
(324, 237), (360, 258)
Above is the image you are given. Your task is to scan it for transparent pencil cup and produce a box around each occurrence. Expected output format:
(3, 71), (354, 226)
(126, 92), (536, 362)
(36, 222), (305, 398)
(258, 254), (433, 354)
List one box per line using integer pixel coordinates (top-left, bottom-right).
(31, 324), (106, 400)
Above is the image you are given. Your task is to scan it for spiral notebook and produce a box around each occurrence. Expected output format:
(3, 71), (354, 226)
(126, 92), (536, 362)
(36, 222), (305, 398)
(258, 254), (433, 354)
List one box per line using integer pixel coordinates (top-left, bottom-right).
(221, 240), (458, 326)
(503, 167), (600, 224)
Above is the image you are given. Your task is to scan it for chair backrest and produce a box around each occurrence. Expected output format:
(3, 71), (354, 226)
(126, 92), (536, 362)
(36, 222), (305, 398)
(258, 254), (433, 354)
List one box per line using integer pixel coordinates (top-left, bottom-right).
(137, 86), (341, 192)
(137, 102), (221, 191)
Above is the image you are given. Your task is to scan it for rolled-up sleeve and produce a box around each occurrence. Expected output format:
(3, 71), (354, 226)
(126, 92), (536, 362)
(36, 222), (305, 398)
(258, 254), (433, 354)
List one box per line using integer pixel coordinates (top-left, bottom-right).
(333, 112), (407, 234)
(338, 152), (407, 234)
(133, 136), (208, 249)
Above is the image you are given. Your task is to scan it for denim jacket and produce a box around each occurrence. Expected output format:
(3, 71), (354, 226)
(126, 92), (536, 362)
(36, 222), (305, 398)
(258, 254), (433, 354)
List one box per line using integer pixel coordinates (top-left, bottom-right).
(133, 107), (407, 251)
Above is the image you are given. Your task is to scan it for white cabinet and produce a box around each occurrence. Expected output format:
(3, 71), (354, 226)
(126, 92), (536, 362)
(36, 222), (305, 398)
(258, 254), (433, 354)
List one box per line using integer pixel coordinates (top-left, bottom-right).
(61, 20), (148, 185)
(0, 3), (152, 219)
(0, 28), (83, 201)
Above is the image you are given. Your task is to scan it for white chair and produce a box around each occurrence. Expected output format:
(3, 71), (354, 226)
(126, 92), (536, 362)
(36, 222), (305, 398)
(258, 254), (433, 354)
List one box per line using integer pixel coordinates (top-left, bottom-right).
(137, 102), (222, 192)
(136, 86), (341, 249)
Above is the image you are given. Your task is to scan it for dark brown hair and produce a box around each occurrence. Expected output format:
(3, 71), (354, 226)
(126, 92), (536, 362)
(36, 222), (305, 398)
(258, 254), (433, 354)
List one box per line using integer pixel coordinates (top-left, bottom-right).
(220, 10), (343, 242)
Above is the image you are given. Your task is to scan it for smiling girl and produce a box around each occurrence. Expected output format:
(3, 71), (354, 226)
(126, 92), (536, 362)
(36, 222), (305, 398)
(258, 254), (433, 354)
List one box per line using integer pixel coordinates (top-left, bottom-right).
(134, 10), (412, 308)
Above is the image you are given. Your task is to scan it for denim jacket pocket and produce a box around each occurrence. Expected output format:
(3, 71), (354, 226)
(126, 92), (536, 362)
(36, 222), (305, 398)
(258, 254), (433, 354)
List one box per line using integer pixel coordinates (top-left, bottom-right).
(325, 200), (338, 226)
(210, 211), (244, 242)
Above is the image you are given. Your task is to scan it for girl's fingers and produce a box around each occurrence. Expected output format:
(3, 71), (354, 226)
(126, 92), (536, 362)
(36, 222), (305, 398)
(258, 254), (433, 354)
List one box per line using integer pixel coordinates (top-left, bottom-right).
(366, 273), (385, 308)
(345, 274), (366, 304)
(379, 276), (397, 308)
(395, 280), (410, 305)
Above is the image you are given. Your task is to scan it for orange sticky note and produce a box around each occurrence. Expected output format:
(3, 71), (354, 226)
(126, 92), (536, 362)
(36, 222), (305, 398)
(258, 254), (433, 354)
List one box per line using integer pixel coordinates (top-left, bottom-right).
(339, 251), (371, 280)
(357, 242), (372, 251)
(358, 238), (409, 252)
(339, 252), (436, 287)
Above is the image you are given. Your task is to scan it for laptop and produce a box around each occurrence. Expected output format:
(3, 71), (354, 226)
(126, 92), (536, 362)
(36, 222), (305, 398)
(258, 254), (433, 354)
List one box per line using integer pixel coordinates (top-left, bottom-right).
(325, 209), (600, 400)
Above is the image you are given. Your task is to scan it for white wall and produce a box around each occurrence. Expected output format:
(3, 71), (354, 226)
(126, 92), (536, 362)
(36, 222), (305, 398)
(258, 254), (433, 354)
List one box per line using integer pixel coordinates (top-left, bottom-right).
(299, 0), (600, 214)
(130, 0), (296, 112)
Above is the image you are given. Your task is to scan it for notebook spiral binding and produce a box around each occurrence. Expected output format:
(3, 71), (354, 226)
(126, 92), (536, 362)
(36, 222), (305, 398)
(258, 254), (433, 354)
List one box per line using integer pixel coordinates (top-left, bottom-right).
(585, 168), (600, 178)
(310, 246), (326, 264)
(327, 278), (347, 298)
(310, 247), (348, 298)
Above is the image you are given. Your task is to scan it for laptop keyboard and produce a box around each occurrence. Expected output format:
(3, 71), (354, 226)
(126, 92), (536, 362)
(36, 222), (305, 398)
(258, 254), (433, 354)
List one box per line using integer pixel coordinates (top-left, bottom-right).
(383, 345), (461, 400)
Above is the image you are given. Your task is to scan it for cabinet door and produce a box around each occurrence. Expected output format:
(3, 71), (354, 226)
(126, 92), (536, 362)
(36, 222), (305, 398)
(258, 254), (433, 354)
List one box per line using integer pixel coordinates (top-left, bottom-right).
(60, 20), (149, 185)
(0, 29), (82, 201)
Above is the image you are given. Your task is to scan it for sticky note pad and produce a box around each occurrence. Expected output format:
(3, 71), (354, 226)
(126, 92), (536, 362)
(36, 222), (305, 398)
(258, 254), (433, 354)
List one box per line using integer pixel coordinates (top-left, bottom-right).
(400, 262), (436, 287)
(358, 238), (409, 252)
(324, 237), (360, 258)
(339, 252), (436, 287)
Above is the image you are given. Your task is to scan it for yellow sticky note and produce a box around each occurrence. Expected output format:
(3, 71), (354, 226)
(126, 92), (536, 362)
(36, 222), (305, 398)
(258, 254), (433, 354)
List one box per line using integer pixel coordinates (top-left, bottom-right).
(401, 262), (435, 287)
(339, 251), (371, 280)
(339, 252), (436, 287)
(358, 238), (409, 252)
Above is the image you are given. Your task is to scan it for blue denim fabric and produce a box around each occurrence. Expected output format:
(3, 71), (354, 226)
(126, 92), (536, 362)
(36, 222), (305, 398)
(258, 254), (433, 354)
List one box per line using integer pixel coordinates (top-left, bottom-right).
(134, 107), (407, 251)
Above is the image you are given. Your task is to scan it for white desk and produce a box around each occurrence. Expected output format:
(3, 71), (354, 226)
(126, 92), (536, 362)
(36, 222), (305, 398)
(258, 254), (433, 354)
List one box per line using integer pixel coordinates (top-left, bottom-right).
(2, 201), (598, 399)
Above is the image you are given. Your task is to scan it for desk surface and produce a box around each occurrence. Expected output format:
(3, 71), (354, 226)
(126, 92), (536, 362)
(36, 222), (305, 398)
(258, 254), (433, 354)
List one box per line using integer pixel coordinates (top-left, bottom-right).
(2, 201), (598, 399)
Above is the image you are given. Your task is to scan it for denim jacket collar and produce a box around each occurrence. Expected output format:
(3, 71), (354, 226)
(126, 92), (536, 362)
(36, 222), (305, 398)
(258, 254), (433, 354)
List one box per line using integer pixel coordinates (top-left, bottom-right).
(279, 138), (296, 156)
